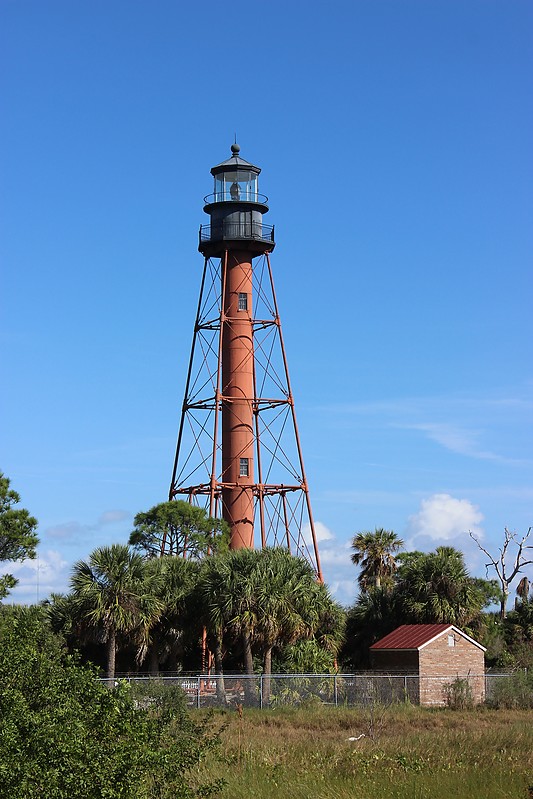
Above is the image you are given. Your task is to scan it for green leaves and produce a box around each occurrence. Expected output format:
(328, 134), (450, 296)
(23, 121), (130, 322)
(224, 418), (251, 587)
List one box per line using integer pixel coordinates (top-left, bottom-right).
(397, 546), (485, 626)
(0, 606), (224, 799)
(196, 548), (344, 680)
(0, 472), (39, 598)
(351, 528), (404, 591)
(129, 501), (229, 559)
(69, 544), (165, 679)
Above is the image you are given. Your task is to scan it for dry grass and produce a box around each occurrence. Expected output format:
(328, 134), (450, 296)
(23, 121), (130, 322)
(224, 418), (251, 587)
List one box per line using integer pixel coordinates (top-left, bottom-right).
(199, 704), (533, 799)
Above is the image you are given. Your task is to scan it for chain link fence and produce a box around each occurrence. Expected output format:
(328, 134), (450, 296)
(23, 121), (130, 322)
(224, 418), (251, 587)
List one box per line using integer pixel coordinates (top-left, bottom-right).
(108, 671), (524, 708)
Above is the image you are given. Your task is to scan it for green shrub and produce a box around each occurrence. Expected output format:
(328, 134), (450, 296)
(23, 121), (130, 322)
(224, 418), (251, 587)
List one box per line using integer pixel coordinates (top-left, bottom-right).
(487, 670), (533, 709)
(0, 606), (224, 799)
(443, 676), (474, 709)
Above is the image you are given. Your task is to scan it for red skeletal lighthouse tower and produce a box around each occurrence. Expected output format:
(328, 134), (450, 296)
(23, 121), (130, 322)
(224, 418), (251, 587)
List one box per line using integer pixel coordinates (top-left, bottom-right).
(166, 144), (322, 579)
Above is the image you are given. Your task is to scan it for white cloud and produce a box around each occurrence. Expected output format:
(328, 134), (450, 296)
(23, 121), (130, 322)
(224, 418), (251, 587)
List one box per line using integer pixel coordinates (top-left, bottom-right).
(407, 493), (484, 545)
(47, 521), (88, 540)
(302, 520), (334, 544)
(326, 578), (356, 607)
(319, 387), (533, 466)
(313, 521), (334, 542)
(6, 549), (70, 604)
(319, 543), (352, 568)
(300, 521), (357, 605)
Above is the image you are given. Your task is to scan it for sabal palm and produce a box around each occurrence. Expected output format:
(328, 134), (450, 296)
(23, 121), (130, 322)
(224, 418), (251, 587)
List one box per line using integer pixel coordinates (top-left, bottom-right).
(198, 547), (344, 704)
(196, 548), (259, 703)
(351, 528), (404, 590)
(399, 546), (484, 626)
(70, 544), (163, 680)
(137, 555), (199, 673)
(253, 550), (314, 667)
(341, 587), (400, 668)
(198, 548), (259, 675)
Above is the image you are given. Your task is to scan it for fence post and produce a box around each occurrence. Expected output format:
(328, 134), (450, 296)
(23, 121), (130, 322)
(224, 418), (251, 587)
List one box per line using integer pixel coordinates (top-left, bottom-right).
(260, 674), (263, 709)
(196, 676), (200, 709)
(334, 674), (338, 707)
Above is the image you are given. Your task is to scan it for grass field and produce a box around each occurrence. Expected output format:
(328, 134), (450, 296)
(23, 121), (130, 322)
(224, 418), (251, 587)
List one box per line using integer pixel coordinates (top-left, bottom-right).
(199, 704), (533, 799)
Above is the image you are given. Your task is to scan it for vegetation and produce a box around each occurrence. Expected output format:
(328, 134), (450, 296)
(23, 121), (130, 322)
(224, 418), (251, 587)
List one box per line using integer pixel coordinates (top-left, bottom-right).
(69, 544), (164, 680)
(129, 501), (229, 559)
(3, 600), (532, 798)
(139, 555), (201, 674)
(396, 546), (485, 626)
(351, 528), (404, 591)
(342, 545), (488, 668)
(0, 605), (224, 798)
(341, 529), (532, 669)
(2, 486), (532, 797)
(487, 669), (533, 709)
(2, 485), (529, 678)
(49, 541), (344, 684)
(0, 471), (39, 598)
(200, 704), (533, 799)
(503, 579), (533, 668)
(42, 511), (532, 675)
(194, 547), (344, 702)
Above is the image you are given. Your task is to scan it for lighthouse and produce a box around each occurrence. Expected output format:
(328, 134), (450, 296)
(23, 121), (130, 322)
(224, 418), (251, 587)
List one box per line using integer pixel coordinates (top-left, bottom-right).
(167, 144), (322, 579)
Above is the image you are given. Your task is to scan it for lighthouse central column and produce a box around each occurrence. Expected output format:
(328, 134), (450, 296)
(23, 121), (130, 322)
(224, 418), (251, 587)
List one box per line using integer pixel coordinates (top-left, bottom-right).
(221, 249), (255, 548)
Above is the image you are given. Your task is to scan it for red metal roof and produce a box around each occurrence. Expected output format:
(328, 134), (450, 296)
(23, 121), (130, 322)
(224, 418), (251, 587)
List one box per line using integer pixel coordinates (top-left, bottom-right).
(370, 624), (453, 650)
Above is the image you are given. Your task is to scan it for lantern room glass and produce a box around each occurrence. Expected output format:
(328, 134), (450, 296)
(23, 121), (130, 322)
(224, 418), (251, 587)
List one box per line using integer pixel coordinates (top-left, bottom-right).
(214, 171), (258, 202)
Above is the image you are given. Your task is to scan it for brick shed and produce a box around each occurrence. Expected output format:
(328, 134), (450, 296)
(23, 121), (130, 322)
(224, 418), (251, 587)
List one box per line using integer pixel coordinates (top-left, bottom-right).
(369, 624), (486, 706)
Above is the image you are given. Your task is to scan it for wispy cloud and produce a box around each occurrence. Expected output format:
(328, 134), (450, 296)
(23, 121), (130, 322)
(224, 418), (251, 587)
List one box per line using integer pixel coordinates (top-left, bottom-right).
(320, 387), (533, 418)
(403, 422), (504, 462)
(46, 509), (132, 543)
(98, 510), (130, 525)
(4, 510), (134, 603)
(317, 386), (533, 465)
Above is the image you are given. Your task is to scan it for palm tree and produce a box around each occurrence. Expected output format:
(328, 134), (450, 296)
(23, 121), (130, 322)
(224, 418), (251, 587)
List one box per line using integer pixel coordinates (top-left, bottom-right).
(351, 528), (404, 591)
(197, 547), (343, 704)
(137, 555), (200, 675)
(397, 546), (484, 627)
(195, 553), (235, 703)
(341, 587), (401, 668)
(70, 544), (163, 681)
(229, 548), (344, 704)
(516, 576), (531, 605)
(252, 549), (314, 703)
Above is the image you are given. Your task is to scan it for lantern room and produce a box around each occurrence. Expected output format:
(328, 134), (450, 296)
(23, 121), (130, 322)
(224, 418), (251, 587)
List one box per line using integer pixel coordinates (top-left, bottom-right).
(199, 144), (275, 257)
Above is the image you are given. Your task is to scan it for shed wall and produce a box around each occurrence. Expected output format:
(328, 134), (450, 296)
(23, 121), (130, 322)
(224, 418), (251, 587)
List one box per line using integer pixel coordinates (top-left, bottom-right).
(418, 633), (485, 706)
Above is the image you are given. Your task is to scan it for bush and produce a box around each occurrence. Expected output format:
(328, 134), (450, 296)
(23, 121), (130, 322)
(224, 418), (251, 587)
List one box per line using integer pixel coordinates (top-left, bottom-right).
(443, 677), (474, 709)
(0, 606), (224, 799)
(487, 670), (533, 709)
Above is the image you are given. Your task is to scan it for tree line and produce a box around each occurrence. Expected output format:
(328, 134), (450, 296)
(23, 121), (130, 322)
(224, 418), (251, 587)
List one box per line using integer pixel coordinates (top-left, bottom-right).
(1, 472), (532, 680)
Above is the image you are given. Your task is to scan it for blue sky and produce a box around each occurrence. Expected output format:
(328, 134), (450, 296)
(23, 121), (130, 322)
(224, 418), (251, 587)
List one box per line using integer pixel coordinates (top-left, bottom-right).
(2, 0), (532, 606)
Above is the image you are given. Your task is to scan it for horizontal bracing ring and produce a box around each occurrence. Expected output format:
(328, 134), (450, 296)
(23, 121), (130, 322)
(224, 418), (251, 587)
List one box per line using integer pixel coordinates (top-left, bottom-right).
(171, 483), (304, 496)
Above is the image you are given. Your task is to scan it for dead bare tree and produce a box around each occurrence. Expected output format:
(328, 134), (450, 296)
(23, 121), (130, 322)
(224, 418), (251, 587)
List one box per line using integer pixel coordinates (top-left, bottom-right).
(469, 527), (533, 619)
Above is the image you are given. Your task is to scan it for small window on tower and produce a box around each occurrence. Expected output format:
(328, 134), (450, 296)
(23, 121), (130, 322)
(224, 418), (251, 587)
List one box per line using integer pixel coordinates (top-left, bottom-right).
(239, 458), (249, 477)
(238, 292), (248, 311)
(448, 635), (455, 647)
